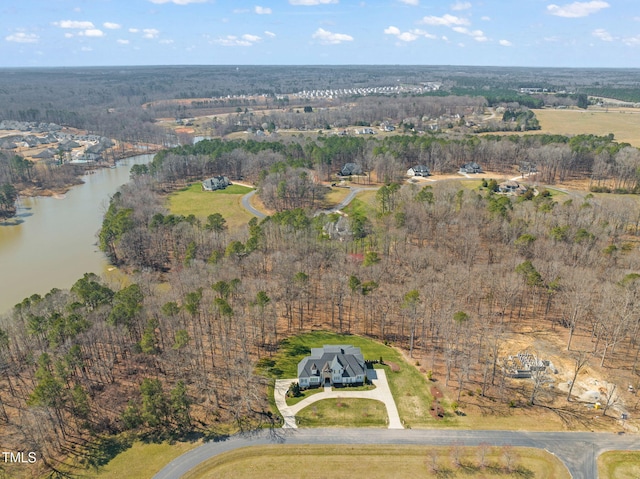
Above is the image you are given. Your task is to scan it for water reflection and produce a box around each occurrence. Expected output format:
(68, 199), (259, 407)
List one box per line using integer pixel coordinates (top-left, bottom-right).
(0, 155), (152, 313)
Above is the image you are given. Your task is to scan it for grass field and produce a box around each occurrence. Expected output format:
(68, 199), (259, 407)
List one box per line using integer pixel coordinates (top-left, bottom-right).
(88, 440), (200, 479)
(166, 183), (254, 229)
(182, 444), (571, 479)
(297, 398), (388, 427)
(525, 108), (640, 147)
(343, 190), (379, 217)
(258, 331), (436, 428)
(598, 450), (640, 478)
(322, 186), (351, 209)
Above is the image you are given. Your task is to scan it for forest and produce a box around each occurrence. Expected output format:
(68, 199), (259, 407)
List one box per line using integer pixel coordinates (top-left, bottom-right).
(2, 65), (640, 476)
(2, 126), (640, 475)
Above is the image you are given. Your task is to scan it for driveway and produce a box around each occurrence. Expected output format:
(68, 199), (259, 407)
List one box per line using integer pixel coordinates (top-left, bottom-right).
(274, 369), (403, 429)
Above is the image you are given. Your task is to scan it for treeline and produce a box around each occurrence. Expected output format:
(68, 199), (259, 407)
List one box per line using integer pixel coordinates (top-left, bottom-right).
(582, 87), (640, 103)
(0, 151), (84, 217)
(147, 133), (640, 196)
(212, 95), (488, 137)
(5, 157), (640, 474)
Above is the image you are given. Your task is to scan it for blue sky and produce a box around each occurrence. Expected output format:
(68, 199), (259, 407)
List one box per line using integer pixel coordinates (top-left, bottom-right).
(1, 0), (638, 67)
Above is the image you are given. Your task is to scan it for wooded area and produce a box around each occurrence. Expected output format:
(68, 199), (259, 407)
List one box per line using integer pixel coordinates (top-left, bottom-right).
(2, 65), (640, 476)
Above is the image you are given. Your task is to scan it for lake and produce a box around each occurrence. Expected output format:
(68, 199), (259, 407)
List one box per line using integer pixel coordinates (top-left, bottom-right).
(0, 155), (152, 314)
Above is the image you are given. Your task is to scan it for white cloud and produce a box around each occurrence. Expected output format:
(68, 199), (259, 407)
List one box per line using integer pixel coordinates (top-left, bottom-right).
(129, 28), (139, 33)
(453, 26), (487, 41)
(451, 1), (472, 10)
(420, 14), (469, 27)
(264, 31), (276, 37)
(117, 39), (130, 44)
(54, 20), (95, 29)
(160, 39), (174, 44)
(81, 46), (93, 51)
(143, 28), (160, 39)
(289, 0), (338, 5)
(149, 0), (207, 4)
(481, 16), (491, 21)
(214, 33), (263, 46)
(547, 1), (609, 18)
(103, 22), (122, 30)
(385, 26), (435, 42)
(397, 31), (419, 42)
(398, 0), (419, 5)
(255, 5), (272, 14)
(215, 35), (252, 46)
(623, 35), (640, 46)
(499, 39), (512, 46)
(592, 28), (613, 41)
(5, 32), (39, 43)
(312, 28), (353, 44)
(80, 29), (105, 37)
(64, 33), (74, 38)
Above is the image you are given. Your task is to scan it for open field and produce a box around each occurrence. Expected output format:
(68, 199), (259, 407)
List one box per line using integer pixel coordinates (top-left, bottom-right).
(181, 444), (570, 479)
(343, 190), (378, 217)
(297, 398), (388, 427)
(598, 451), (640, 478)
(322, 186), (352, 209)
(530, 108), (640, 147)
(258, 331), (435, 427)
(84, 439), (200, 479)
(166, 183), (254, 229)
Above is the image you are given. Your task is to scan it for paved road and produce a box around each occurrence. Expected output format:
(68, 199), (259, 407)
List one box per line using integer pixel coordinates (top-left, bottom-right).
(241, 189), (267, 219)
(153, 427), (640, 479)
(274, 370), (402, 429)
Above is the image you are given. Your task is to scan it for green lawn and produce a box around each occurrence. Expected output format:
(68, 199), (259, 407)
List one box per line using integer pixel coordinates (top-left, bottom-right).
(296, 398), (388, 427)
(182, 444), (571, 479)
(80, 439), (200, 479)
(167, 183), (254, 230)
(258, 331), (435, 427)
(343, 190), (378, 217)
(598, 450), (640, 478)
(322, 186), (351, 209)
(285, 386), (326, 406)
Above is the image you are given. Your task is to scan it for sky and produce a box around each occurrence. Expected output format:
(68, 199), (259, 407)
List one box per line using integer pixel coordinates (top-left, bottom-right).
(1, 0), (639, 68)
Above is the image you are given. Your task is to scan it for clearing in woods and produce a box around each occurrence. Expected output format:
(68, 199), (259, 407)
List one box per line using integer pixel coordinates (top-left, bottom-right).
(167, 183), (254, 230)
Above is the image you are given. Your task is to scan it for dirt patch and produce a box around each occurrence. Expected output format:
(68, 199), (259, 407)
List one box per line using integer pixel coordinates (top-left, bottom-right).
(385, 361), (400, 372)
(431, 386), (443, 399)
(429, 400), (445, 419)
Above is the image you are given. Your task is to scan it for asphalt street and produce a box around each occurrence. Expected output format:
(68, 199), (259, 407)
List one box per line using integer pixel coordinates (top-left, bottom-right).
(153, 427), (640, 479)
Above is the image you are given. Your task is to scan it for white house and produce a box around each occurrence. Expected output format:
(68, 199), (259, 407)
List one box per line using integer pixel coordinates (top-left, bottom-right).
(298, 345), (366, 388)
(407, 165), (430, 177)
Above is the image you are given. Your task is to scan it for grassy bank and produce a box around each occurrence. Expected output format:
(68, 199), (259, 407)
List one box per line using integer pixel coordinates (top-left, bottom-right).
(182, 444), (570, 479)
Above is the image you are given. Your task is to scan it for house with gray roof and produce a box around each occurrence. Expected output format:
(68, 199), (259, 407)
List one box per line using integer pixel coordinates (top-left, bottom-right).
(459, 162), (482, 174)
(298, 345), (366, 388)
(340, 163), (363, 176)
(202, 175), (230, 191)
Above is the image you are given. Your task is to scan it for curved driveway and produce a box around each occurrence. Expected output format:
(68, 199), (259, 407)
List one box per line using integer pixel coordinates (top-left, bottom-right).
(240, 189), (267, 219)
(274, 369), (402, 429)
(153, 427), (640, 479)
